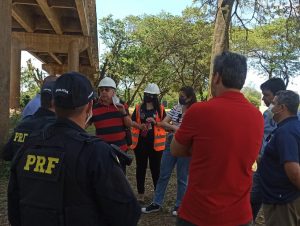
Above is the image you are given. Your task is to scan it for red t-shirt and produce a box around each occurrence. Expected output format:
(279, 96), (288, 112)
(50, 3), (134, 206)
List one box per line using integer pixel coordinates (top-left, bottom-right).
(175, 91), (264, 226)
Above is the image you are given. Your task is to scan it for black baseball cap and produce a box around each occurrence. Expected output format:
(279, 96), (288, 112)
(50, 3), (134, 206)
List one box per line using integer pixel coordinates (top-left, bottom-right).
(41, 81), (55, 96)
(54, 72), (94, 109)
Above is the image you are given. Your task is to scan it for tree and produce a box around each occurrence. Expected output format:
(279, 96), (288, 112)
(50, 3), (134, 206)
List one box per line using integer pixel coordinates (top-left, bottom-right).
(232, 17), (300, 86)
(193, 0), (300, 96)
(242, 86), (261, 108)
(98, 10), (213, 105)
(20, 59), (46, 107)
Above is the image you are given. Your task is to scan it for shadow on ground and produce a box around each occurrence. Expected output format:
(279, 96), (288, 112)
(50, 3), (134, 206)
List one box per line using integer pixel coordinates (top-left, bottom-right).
(0, 152), (265, 226)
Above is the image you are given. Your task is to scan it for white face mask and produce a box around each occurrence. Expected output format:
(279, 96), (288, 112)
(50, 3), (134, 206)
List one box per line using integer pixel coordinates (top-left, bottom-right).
(267, 104), (275, 119)
(85, 107), (93, 125)
(112, 95), (120, 108)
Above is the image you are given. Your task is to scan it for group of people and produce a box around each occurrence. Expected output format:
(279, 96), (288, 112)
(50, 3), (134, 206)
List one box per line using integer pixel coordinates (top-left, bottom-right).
(2, 51), (300, 226)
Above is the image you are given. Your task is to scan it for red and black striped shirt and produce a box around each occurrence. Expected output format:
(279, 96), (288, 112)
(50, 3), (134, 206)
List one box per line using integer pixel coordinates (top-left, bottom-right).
(91, 102), (127, 151)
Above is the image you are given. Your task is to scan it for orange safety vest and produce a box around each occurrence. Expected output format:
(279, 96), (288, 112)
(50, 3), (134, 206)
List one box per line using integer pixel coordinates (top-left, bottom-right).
(130, 104), (166, 151)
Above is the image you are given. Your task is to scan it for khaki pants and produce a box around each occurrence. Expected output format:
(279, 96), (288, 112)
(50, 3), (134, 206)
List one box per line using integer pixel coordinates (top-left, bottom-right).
(263, 197), (300, 226)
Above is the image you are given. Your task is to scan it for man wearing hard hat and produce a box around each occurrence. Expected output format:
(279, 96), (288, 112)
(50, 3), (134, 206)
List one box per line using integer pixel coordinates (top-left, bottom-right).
(89, 77), (132, 172)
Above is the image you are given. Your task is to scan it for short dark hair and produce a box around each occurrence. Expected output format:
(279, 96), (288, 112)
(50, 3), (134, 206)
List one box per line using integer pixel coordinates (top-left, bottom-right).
(213, 51), (247, 90)
(180, 86), (197, 108)
(276, 90), (299, 115)
(260, 78), (286, 95)
(41, 93), (52, 109)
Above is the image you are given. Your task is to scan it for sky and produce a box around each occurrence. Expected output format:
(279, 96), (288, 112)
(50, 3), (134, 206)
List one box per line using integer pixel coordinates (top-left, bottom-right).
(22, 0), (300, 92)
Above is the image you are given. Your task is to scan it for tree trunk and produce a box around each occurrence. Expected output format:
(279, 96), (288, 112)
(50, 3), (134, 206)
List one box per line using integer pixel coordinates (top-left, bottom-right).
(0, 0), (12, 148)
(207, 0), (235, 98)
(128, 73), (148, 106)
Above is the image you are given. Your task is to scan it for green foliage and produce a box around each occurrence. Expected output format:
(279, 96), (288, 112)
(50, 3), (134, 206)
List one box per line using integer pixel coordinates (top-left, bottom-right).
(242, 86), (261, 108)
(20, 59), (47, 108)
(232, 18), (300, 86)
(1, 111), (22, 179)
(98, 9), (213, 106)
(98, 3), (299, 104)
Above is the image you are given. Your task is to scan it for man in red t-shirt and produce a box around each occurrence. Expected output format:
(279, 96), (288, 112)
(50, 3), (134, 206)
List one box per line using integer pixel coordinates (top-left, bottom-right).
(171, 52), (264, 226)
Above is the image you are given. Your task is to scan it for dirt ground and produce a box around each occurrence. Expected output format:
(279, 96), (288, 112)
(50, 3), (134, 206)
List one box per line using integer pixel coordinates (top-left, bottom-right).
(0, 153), (266, 226)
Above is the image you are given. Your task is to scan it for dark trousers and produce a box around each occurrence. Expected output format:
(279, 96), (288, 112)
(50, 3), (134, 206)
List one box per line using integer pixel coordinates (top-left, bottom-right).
(251, 171), (262, 221)
(134, 141), (163, 194)
(176, 217), (253, 226)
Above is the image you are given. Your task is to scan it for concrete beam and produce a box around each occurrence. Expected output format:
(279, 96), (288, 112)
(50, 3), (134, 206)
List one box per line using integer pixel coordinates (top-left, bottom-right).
(42, 63), (97, 77)
(0, 0), (12, 145)
(49, 52), (62, 65)
(12, 5), (34, 32)
(27, 51), (46, 64)
(86, 0), (99, 71)
(12, 32), (90, 53)
(75, 0), (90, 36)
(47, 0), (76, 9)
(68, 40), (79, 71)
(10, 38), (21, 109)
(36, 0), (63, 34)
(13, 0), (37, 6)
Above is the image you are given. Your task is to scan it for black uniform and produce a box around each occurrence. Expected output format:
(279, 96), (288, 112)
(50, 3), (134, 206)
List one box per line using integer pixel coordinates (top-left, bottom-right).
(8, 118), (141, 226)
(2, 107), (56, 161)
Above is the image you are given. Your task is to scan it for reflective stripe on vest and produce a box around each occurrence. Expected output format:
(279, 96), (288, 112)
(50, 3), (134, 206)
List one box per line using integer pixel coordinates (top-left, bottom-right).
(130, 104), (166, 151)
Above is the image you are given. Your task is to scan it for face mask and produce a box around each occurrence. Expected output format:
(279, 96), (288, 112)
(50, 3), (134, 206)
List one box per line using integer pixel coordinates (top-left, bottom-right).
(267, 104), (275, 119)
(144, 94), (154, 103)
(112, 95), (120, 108)
(179, 97), (188, 105)
(85, 107), (93, 125)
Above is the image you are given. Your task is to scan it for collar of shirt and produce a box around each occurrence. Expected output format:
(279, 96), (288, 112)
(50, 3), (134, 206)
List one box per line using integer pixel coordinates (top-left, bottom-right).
(277, 116), (299, 128)
(55, 117), (86, 133)
(217, 90), (244, 99)
(33, 107), (55, 118)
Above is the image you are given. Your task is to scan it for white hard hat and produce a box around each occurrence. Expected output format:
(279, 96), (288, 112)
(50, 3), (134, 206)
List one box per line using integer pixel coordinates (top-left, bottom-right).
(144, 83), (160, 94)
(98, 77), (116, 89)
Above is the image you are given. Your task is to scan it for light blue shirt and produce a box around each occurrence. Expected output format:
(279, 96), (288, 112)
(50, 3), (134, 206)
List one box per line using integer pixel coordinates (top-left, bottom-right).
(21, 94), (41, 119)
(260, 110), (276, 156)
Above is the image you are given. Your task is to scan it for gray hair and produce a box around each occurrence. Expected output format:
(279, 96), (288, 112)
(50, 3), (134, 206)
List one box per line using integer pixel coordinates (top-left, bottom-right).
(213, 51), (247, 90)
(276, 90), (299, 114)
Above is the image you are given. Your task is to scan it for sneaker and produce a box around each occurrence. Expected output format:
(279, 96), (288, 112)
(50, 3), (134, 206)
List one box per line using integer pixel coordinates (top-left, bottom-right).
(172, 206), (179, 216)
(137, 194), (144, 202)
(141, 203), (161, 213)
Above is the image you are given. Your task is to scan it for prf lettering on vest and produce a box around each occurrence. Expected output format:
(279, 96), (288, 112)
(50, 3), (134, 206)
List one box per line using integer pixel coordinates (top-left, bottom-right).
(24, 155), (59, 174)
(14, 132), (29, 143)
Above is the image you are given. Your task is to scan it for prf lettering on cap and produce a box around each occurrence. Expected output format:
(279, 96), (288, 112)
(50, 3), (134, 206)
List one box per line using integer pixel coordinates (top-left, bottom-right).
(14, 132), (29, 143)
(24, 154), (60, 174)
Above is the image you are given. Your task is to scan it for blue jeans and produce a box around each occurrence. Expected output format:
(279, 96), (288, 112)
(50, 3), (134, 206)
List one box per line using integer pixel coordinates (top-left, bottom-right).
(251, 171), (262, 221)
(153, 133), (190, 207)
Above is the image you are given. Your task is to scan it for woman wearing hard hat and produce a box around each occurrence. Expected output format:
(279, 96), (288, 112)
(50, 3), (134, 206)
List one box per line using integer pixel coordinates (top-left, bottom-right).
(131, 83), (167, 202)
(141, 86), (197, 216)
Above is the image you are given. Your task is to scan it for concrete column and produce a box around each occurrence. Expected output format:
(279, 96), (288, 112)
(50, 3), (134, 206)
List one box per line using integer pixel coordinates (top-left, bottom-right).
(68, 40), (79, 72)
(10, 38), (21, 109)
(0, 0), (12, 145)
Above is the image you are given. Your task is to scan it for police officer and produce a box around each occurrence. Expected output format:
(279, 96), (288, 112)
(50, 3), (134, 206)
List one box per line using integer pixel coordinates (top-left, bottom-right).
(2, 81), (56, 161)
(7, 72), (141, 226)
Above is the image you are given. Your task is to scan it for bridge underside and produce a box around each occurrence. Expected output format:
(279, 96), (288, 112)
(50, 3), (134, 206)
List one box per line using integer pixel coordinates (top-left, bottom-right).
(0, 0), (99, 145)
